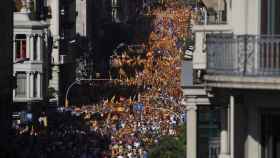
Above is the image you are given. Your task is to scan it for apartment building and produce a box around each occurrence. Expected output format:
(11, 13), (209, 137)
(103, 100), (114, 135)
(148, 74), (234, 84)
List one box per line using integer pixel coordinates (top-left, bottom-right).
(182, 0), (280, 158)
(13, 1), (50, 110)
(47, 0), (96, 106)
(0, 1), (13, 155)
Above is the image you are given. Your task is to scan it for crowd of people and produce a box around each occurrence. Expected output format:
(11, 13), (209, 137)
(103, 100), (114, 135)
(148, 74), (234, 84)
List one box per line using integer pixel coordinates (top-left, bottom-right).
(89, 1), (190, 157)
(11, 1), (191, 158)
(11, 109), (110, 158)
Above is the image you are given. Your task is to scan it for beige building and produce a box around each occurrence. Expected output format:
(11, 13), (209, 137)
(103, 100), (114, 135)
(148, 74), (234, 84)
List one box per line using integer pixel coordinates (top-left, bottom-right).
(182, 0), (280, 158)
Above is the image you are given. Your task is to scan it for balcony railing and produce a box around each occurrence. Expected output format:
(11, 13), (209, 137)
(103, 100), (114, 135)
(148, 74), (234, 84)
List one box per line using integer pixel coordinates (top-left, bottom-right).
(207, 34), (280, 76)
(194, 9), (227, 25)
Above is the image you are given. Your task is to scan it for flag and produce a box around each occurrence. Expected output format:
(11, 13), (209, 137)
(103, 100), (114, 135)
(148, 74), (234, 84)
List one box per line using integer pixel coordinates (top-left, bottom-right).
(104, 99), (109, 105)
(65, 99), (69, 108)
(128, 97), (132, 105)
(111, 95), (116, 103)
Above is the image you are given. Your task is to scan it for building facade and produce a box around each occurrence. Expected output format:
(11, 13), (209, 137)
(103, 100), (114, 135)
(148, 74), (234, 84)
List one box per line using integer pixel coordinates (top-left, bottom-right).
(182, 0), (280, 158)
(47, 0), (96, 106)
(13, 1), (50, 110)
(0, 1), (13, 156)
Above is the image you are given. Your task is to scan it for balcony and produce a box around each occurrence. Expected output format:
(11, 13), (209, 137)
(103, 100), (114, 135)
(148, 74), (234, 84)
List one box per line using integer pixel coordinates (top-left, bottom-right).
(205, 34), (280, 90)
(194, 8), (227, 25)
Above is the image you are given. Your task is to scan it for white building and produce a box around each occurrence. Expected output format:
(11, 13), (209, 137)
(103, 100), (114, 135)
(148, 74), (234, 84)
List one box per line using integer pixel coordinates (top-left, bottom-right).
(13, 4), (50, 107)
(182, 0), (280, 158)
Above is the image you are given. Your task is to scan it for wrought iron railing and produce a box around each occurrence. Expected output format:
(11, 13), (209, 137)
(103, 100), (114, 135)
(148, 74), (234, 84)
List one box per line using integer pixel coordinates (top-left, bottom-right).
(208, 137), (220, 158)
(207, 34), (280, 76)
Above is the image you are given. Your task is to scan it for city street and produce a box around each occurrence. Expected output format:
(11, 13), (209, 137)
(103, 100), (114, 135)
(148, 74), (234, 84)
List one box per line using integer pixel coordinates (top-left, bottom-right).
(10, 1), (191, 158)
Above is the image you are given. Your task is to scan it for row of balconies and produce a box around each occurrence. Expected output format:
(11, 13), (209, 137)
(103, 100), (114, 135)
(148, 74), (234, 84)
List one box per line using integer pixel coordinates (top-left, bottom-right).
(181, 7), (280, 90)
(182, 33), (280, 90)
(207, 34), (280, 77)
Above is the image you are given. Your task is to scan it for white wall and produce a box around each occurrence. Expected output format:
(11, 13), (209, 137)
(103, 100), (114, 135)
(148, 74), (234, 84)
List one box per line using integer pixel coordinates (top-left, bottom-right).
(76, 0), (87, 36)
(230, 0), (261, 35)
(48, 0), (60, 64)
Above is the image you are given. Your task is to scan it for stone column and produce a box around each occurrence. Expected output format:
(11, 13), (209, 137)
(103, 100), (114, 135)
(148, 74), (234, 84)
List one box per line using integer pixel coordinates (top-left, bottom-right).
(219, 108), (230, 158)
(30, 72), (34, 98)
(26, 34), (30, 59)
(193, 32), (206, 70)
(185, 100), (198, 158)
(29, 34), (34, 61)
(37, 34), (42, 61)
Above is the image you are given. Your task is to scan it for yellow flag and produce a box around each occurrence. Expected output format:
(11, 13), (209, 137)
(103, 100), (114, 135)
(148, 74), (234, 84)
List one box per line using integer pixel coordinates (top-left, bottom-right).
(111, 95), (116, 103)
(128, 97), (132, 104)
(104, 99), (109, 104)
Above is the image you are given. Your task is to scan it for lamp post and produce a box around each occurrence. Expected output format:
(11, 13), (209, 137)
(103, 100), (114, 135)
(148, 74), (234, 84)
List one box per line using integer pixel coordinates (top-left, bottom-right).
(64, 78), (118, 107)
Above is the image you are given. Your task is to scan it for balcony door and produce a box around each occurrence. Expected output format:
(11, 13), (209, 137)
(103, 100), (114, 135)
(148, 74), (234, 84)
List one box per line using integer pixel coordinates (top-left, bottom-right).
(261, 0), (280, 34)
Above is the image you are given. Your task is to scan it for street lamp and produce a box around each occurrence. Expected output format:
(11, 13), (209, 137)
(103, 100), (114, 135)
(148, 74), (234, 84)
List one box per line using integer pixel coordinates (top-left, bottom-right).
(64, 78), (118, 107)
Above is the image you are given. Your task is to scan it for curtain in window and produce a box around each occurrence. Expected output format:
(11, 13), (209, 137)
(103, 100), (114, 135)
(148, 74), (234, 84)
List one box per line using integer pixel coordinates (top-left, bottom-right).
(15, 73), (27, 97)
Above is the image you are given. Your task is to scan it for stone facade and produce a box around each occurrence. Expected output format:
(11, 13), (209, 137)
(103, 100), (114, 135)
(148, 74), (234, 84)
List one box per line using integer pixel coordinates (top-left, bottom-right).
(13, 5), (50, 108)
(183, 0), (280, 158)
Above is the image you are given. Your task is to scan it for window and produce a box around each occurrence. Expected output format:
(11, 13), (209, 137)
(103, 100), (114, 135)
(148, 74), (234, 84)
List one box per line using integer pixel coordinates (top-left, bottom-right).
(15, 34), (27, 60)
(34, 73), (38, 97)
(112, 0), (119, 7)
(111, 0), (120, 22)
(112, 8), (118, 21)
(15, 72), (27, 97)
(34, 36), (37, 60)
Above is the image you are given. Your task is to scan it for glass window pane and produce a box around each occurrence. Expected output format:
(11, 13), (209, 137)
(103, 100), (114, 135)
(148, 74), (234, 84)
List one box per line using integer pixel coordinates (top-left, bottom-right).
(34, 36), (37, 60)
(16, 40), (21, 59)
(21, 40), (26, 58)
(15, 34), (27, 60)
(34, 74), (37, 97)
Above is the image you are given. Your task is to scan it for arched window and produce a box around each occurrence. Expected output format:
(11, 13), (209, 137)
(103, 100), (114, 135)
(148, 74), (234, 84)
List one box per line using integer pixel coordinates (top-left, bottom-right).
(15, 34), (27, 60)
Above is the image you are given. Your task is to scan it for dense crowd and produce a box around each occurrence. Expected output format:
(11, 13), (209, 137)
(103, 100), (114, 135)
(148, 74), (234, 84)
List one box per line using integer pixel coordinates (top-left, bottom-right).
(11, 1), (191, 158)
(91, 1), (190, 157)
(11, 110), (110, 158)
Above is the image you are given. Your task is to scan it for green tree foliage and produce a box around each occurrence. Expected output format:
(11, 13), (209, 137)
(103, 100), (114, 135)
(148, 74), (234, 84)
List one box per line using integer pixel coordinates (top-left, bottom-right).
(148, 125), (186, 158)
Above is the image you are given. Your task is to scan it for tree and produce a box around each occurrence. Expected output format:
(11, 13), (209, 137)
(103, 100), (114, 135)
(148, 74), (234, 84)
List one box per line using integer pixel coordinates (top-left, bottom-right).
(148, 125), (186, 158)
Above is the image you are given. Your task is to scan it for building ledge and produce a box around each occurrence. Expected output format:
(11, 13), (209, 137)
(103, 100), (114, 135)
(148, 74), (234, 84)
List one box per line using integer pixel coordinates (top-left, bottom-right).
(205, 75), (280, 90)
(13, 97), (43, 102)
(192, 24), (232, 33)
